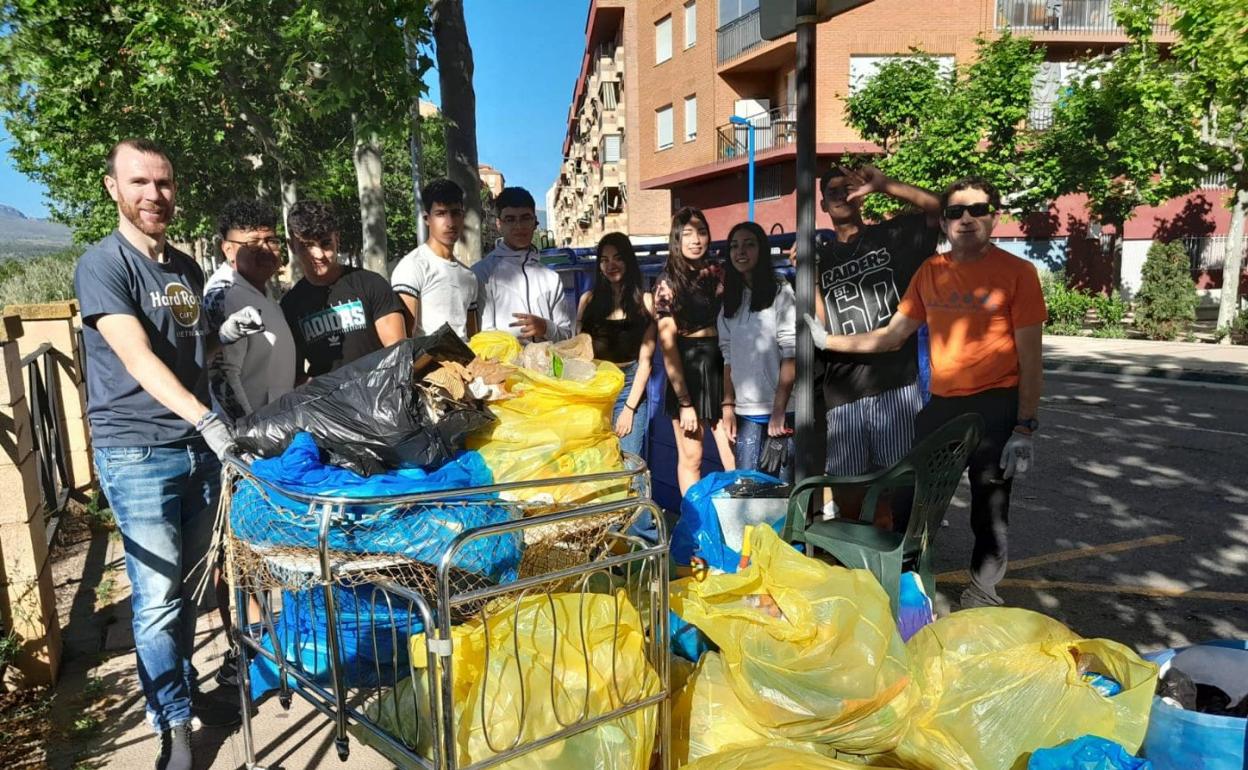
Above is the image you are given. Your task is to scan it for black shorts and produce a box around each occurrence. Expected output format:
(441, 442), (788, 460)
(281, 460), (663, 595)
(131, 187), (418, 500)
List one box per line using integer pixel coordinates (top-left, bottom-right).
(664, 336), (724, 423)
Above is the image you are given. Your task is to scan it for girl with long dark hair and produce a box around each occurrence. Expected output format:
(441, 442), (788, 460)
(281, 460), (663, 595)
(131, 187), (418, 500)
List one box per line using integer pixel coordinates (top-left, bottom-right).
(718, 220), (796, 481)
(577, 232), (656, 458)
(654, 207), (735, 494)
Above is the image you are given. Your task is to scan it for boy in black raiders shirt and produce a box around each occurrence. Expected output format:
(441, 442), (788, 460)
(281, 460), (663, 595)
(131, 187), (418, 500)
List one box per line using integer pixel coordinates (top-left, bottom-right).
(810, 165), (941, 520)
(280, 201), (406, 379)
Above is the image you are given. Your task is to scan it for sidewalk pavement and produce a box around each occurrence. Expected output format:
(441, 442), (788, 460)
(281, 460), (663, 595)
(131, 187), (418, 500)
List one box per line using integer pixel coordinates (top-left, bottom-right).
(51, 535), (395, 770)
(1043, 335), (1248, 386)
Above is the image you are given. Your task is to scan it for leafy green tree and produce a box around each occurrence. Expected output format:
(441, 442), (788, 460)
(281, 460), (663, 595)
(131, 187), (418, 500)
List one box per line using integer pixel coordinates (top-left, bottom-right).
(1028, 0), (1201, 289)
(843, 33), (1045, 220)
(1133, 240), (1197, 340)
(0, 0), (434, 274)
(1170, 0), (1248, 338)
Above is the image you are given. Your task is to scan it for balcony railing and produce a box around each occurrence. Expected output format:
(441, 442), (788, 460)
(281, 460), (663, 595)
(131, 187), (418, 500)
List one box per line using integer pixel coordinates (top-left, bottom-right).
(995, 0), (1172, 36)
(717, 8), (764, 65)
(1184, 236), (1247, 272)
(715, 104), (797, 162)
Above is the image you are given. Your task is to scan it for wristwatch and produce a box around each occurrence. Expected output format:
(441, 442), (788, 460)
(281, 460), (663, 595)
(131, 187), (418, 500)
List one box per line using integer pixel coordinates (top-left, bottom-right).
(1016, 418), (1039, 432)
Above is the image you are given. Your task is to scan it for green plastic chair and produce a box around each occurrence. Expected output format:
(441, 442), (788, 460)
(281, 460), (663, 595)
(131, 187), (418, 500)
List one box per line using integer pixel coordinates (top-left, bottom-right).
(781, 413), (984, 616)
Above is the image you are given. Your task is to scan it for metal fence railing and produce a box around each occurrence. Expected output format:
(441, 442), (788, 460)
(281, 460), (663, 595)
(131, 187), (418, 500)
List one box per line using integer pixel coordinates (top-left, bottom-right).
(716, 8), (764, 65)
(1184, 235), (1247, 272)
(21, 343), (71, 543)
(995, 0), (1172, 35)
(714, 104), (797, 162)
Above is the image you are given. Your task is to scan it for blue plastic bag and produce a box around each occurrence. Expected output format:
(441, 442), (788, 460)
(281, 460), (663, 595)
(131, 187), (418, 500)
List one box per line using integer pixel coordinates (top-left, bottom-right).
(1142, 641), (1248, 770)
(250, 582), (422, 699)
(231, 433), (522, 584)
(898, 571), (934, 641)
(669, 470), (785, 572)
(1028, 736), (1152, 770)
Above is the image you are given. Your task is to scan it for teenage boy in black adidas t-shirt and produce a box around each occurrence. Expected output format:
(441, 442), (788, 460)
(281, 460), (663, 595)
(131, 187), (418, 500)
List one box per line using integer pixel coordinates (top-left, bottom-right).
(809, 165), (940, 519)
(280, 201), (405, 379)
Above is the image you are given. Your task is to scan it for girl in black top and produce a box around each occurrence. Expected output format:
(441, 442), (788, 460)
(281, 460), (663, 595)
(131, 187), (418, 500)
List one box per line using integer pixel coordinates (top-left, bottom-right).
(577, 232), (656, 460)
(655, 207), (735, 495)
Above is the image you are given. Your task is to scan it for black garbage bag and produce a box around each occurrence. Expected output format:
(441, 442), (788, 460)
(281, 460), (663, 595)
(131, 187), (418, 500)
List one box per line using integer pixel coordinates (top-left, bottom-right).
(234, 326), (495, 475)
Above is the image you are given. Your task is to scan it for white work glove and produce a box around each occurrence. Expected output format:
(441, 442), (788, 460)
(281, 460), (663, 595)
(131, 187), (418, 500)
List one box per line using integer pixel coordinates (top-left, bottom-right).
(197, 411), (236, 460)
(803, 313), (830, 351)
(999, 431), (1034, 479)
(218, 306), (265, 345)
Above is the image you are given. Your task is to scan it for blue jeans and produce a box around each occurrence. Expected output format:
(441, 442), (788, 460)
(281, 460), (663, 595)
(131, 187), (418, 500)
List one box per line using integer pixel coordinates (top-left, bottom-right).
(612, 361), (649, 458)
(94, 442), (221, 731)
(613, 361), (657, 542)
(734, 415), (795, 483)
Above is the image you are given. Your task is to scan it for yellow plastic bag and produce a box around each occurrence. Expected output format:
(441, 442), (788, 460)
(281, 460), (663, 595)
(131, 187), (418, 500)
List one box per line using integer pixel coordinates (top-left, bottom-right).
(885, 608), (1159, 770)
(467, 332), (625, 505)
(670, 526), (917, 753)
(682, 745), (904, 770)
(469, 329), (522, 363)
(673, 652), (774, 763)
(409, 591), (659, 770)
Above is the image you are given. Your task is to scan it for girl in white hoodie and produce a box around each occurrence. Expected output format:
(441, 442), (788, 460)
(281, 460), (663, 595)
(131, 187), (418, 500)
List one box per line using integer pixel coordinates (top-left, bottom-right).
(718, 220), (796, 481)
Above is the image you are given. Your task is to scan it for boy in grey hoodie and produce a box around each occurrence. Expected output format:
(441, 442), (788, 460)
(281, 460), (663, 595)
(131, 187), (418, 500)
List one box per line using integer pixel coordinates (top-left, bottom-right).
(473, 187), (573, 342)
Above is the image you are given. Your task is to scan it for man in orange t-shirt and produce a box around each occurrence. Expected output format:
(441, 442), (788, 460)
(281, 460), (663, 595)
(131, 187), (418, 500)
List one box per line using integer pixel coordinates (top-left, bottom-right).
(803, 176), (1046, 608)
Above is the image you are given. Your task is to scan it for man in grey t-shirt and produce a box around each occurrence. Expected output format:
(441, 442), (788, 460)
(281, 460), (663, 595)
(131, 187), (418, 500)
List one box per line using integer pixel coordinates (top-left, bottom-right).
(75, 138), (261, 770)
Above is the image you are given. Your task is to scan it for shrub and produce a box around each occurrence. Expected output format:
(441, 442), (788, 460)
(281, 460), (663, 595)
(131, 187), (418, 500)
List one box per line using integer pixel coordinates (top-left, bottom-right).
(1214, 310), (1248, 344)
(1040, 270), (1093, 332)
(1133, 241), (1196, 341)
(0, 248), (80, 309)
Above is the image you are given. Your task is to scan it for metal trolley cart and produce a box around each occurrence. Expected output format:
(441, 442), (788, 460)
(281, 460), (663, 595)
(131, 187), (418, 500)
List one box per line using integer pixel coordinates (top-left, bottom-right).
(222, 452), (671, 770)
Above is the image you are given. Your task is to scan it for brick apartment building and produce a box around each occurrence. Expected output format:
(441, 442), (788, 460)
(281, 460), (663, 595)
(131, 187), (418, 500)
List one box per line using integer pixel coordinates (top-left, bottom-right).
(551, 1), (674, 247)
(553, 0), (1243, 303)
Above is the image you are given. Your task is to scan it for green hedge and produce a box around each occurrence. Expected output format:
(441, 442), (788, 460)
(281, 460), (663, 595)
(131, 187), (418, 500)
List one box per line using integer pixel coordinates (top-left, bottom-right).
(0, 248), (80, 309)
(1039, 270), (1126, 337)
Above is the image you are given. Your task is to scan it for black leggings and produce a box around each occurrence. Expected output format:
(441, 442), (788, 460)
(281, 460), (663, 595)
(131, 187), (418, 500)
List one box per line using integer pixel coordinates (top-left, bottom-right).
(913, 387), (1019, 607)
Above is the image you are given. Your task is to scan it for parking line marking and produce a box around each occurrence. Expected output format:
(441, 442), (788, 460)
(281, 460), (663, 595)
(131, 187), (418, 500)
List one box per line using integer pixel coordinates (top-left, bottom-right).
(935, 534), (1184, 581)
(937, 576), (1248, 603)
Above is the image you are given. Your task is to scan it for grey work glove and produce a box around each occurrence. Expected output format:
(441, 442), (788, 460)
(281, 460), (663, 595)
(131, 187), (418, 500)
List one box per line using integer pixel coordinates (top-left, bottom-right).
(197, 411), (236, 460)
(803, 313), (831, 351)
(999, 431), (1034, 479)
(218, 306), (265, 345)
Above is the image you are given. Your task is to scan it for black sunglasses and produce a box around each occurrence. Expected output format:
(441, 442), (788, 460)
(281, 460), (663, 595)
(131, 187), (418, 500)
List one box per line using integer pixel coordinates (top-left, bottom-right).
(943, 203), (995, 220)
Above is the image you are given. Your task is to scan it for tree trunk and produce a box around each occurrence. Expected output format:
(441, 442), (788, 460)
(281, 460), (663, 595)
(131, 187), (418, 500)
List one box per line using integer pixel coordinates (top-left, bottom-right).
(352, 117), (389, 276)
(1215, 186), (1247, 340)
(410, 102), (428, 245)
(432, 0), (483, 264)
(280, 171), (302, 284)
(405, 28), (428, 246)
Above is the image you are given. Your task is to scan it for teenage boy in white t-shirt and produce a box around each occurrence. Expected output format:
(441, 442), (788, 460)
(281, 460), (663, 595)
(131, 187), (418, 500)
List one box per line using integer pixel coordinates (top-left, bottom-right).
(391, 178), (481, 340)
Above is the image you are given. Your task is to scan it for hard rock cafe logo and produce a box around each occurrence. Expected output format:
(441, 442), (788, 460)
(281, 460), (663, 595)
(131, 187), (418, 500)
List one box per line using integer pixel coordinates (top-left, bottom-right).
(149, 282), (201, 327)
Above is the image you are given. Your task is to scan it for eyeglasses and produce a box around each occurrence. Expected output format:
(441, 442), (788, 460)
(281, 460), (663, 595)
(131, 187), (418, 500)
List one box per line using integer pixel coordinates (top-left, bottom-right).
(224, 236), (283, 250)
(500, 214), (536, 226)
(942, 203), (995, 220)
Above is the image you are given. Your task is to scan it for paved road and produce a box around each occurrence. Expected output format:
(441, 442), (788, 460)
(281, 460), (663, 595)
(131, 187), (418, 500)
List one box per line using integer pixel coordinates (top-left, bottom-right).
(929, 370), (1248, 652)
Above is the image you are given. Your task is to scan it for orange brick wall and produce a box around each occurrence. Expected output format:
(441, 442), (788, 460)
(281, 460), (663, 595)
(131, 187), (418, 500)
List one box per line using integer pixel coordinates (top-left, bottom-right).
(635, 0), (994, 186)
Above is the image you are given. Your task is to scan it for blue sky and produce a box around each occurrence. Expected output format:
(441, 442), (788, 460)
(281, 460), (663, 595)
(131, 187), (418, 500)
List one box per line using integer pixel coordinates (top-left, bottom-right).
(0, 0), (586, 219)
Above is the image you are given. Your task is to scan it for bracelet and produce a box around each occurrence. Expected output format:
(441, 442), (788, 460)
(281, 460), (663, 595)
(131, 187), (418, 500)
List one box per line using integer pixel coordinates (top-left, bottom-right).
(679, 400), (693, 408)
(623, 403), (636, 413)
(722, 401), (735, 408)
(194, 411), (215, 431)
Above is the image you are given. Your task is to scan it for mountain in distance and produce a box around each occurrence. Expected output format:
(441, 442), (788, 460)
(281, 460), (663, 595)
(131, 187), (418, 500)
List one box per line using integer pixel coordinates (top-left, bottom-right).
(0, 203), (72, 258)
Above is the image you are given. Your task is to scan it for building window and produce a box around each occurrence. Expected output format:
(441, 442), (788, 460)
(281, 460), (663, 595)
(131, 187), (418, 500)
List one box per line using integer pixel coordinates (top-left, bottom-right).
(848, 54), (954, 95)
(754, 165), (782, 200)
(718, 0), (759, 25)
(684, 1), (697, 47)
(656, 105), (674, 150)
(603, 134), (623, 163)
(684, 95), (698, 141)
(655, 16), (672, 64)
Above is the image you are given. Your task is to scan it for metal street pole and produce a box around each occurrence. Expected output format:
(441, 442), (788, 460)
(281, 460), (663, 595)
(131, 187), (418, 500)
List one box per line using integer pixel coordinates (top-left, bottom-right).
(729, 116), (757, 221)
(794, 0), (822, 483)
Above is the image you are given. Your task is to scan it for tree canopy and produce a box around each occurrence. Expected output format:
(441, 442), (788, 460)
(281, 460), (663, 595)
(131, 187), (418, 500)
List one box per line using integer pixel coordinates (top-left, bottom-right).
(0, 0), (433, 251)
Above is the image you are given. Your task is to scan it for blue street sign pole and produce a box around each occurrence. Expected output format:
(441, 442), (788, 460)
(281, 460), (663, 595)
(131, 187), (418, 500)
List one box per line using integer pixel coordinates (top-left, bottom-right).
(729, 115), (756, 222)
